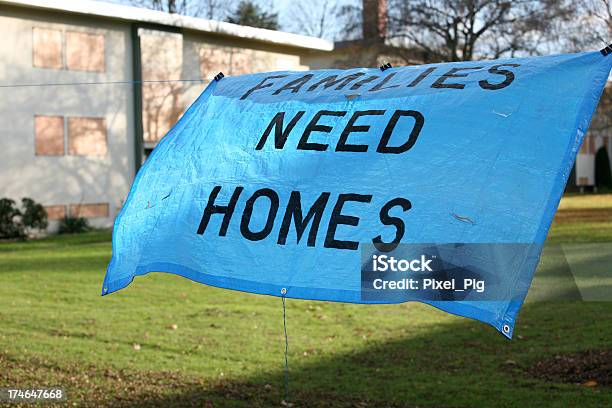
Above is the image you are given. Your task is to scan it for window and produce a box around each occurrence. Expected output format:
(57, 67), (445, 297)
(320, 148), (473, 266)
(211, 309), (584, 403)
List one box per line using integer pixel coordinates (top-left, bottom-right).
(44, 205), (67, 220)
(66, 31), (105, 72)
(581, 135), (598, 155)
(32, 27), (105, 72)
(69, 203), (109, 218)
(32, 27), (63, 69)
(68, 117), (107, 156)
(199, 47), (251, 78)
(140, 31), (183, 142)
(35, 116), (108, 157)
(34, 115), (64, 155)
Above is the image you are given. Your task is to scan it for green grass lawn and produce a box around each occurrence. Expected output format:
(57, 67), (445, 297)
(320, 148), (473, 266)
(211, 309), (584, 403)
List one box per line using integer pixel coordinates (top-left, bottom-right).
(1, 195), (611, 407)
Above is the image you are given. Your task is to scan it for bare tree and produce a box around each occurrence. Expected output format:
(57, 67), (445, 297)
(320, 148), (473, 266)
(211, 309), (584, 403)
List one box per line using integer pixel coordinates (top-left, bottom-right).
(336, 0), (365, 41)
(285, 0), (340, 39)
(563, 1), (612, 136)
(393, 0), (579, 61)
(127, 0), (235, 20)
(587, 0), (612, 42)
(336, 0), (576, 61)
(569, 0), (612, 50)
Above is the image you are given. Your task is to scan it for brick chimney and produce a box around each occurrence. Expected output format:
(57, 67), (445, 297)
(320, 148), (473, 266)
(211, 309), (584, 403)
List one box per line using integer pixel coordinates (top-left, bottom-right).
(362, 0), (387, 42)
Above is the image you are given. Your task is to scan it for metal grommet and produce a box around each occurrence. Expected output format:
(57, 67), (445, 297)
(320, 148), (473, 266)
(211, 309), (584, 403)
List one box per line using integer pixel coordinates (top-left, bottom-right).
(502, 324), (510, 334)
(280, 288), (287, 295)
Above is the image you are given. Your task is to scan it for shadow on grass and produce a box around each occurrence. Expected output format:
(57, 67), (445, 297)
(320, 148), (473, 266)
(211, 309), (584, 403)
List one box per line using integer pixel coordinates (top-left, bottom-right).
(2, 235), (611, 407)
(104, 300), (611, 408)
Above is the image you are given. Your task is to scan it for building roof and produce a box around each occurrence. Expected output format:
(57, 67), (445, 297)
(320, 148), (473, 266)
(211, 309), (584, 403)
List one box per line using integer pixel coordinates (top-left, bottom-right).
(1, 0), (335, 51)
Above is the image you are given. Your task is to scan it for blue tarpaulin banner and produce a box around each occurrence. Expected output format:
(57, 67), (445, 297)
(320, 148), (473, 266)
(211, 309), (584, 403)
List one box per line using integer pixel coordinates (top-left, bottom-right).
(103, 51), (612, 338)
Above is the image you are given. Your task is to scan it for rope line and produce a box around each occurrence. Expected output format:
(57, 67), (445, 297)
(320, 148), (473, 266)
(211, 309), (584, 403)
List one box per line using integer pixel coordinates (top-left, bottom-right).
(282, 292), (289, 405)
(0, 79), (208, 88)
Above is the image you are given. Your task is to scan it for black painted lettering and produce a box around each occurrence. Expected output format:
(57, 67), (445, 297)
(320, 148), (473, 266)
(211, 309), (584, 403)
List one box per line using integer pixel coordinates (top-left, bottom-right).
(377, 110), (425, 154)
(431, 67), (483, 89)
(372, 197), (412, 252)
(197, 186), (244, 236)
(479, 64), (520, 90)
(307, 73), (366, 91)
(350, 75), (379, 90)
(324, 193), (372, 250)
(256, 111), (305, 150)
(369, 72), (400, 92)
(336, 110), (385, 152)
(278, 191), (331, 246)
(273, 74), (314, 95)
(240, 75), (288, 100)
(297, 110), (347, 151)
(240, 188), (280, 241)
(408, 66), (436, 87)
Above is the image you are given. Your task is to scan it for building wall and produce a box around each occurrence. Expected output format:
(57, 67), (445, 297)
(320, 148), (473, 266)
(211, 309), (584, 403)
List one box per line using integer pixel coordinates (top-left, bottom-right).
(303, 41), (428, 70)
(0, 6), (135, 228)
(140, 28), (309, 145)
(0, 5), (315, 231)
(304, 45), (383, 70)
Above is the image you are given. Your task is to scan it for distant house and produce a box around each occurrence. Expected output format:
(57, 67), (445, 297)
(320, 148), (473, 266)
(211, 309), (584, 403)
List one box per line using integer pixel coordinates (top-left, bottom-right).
(0, 0), (609, 229)
(569, 86), (612, 191)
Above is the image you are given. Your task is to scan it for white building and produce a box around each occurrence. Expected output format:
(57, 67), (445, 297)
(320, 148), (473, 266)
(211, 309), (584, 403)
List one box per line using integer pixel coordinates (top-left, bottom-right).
(0, 0), (334, 228)
(0, 0), (609, 230)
